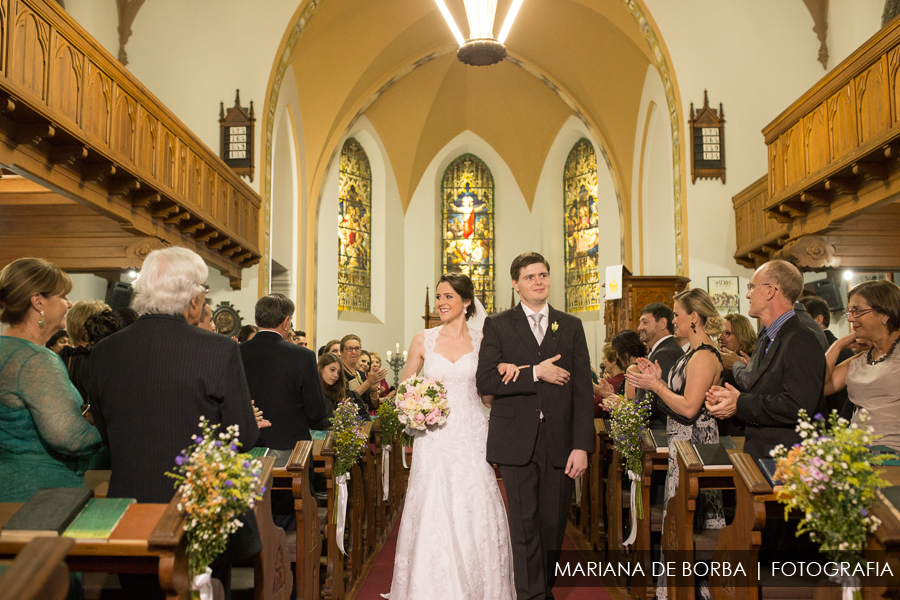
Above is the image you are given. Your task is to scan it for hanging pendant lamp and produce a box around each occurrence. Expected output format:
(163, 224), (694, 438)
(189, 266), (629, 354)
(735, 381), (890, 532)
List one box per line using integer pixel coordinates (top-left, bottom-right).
(435, 0), (525, 66)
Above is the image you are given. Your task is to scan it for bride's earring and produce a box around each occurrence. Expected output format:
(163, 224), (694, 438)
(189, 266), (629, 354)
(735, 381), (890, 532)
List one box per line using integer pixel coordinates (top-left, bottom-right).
(691, 321), (696, 333)
(39, 310), (44, 329)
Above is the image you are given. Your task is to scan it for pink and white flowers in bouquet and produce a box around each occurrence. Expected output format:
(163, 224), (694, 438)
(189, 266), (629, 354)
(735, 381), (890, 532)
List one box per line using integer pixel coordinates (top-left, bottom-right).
(395, 375), (450, 444)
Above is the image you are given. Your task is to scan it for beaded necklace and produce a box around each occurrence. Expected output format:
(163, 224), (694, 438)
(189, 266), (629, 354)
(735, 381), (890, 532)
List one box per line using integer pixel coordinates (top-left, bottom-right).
(866, 334), (900, 366)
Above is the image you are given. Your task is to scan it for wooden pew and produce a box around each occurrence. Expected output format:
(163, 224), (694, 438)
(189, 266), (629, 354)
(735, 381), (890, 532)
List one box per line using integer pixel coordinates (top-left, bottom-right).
(590, 418), (613, 551)
(320, 432), (345, 600)
(0, 493), (190, 599)
(253, 455), (292, 600)
(360, 420), (377, 561)
(631, 430), (670, 600)
(864, 487), (900, 600)
(0, 537), (74, 600)
(372, 418), (392, 544)
(346, 424), (368, 585)
(271, 440), (320, 600)
(662, 440), (737, 600)
(606, 448), (626, 552)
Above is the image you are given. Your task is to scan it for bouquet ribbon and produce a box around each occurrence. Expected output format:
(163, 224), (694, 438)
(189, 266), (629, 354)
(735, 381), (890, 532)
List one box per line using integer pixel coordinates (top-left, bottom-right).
(382, 445), (391, 501)
(192, 567), (214, 600)
(335, 473), (350, 555)
(402, 443), (410, 469)
(622, 470), (642, 547)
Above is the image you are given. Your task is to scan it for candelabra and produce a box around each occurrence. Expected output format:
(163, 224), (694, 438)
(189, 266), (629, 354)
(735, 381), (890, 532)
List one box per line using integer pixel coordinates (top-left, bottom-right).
(386, 343), (407, 389)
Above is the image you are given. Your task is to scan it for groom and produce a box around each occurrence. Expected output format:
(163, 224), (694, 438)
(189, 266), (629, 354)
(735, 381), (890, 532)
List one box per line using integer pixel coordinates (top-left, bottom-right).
(477, 252), (594, 600)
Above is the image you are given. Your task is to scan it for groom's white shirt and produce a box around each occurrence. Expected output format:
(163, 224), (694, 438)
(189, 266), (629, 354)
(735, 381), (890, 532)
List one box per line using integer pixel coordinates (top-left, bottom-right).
(521, 302), (550, 382)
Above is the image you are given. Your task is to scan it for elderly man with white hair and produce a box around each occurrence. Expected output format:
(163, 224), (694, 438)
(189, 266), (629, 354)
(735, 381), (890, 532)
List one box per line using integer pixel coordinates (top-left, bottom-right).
(87, 246), (260, 598)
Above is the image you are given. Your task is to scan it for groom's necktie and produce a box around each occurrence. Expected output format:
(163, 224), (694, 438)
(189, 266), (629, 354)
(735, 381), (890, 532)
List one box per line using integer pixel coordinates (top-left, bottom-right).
(529, 313), (545, 345)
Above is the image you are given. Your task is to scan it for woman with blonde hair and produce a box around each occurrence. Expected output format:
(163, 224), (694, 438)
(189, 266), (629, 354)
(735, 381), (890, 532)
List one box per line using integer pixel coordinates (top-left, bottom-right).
(625, 288), (725, 599)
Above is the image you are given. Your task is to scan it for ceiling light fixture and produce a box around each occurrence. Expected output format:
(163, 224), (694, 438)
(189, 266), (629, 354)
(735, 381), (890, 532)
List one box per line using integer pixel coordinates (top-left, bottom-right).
(435, 0), (525, 66)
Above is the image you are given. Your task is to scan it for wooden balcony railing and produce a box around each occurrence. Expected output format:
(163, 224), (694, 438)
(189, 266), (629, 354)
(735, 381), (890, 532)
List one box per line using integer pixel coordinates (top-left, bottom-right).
(0, 0), (260, 286)
(734, 16), (900, 271)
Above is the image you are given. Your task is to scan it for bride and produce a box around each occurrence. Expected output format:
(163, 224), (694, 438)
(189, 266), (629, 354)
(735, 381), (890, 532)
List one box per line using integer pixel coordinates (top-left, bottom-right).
(384, 273), (515, 599)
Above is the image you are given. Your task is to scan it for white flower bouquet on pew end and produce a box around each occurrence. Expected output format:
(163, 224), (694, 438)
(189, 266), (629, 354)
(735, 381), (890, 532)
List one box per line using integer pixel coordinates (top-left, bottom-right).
(395, 375), (450, 445)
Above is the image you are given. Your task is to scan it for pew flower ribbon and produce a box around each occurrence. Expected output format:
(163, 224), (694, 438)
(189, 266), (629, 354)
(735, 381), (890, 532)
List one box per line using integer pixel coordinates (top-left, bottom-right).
(608, 392), (651, 548)
(376, 397), (402, 501)
(773, 410), (894, 599)
(166, 417), (264, 600)
(395, 375), (450, 468)
(332, 399), (368, 554)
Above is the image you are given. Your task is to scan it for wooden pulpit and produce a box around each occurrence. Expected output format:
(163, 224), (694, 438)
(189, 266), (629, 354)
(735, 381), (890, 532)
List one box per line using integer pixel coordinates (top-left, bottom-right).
(603, 267), (690, 341)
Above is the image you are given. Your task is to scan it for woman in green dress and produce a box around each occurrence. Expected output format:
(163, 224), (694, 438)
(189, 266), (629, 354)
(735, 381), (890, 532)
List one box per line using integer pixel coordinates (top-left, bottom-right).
(0, 257), (102, 502)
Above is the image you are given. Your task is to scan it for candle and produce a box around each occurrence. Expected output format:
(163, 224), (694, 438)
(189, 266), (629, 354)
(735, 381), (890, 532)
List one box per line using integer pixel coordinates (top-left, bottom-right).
(403, 351), (407, 359)
(396, 342), (400, 353)
(387, 350), (392, 359)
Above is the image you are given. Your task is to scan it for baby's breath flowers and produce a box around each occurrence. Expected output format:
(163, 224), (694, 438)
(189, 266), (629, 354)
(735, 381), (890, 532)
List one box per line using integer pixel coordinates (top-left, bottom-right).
(773, 410), (893, 565)
(166, 417), (264, 588)
(333, 399), (369, 479)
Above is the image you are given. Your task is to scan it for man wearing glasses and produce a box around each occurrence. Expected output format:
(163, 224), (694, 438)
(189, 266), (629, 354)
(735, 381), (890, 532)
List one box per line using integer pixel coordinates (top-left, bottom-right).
(705, 259), (826, 462)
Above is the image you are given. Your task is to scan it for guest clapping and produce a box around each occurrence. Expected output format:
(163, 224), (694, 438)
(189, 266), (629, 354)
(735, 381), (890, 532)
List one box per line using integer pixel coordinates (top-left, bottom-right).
(822, 280), (900, 450)
(0, 258), (101, 501)
(592, 343), (624, 417)
(718, 313), (756, 389)
(594, 330), (646, 407)
(341, 334), (387, 412)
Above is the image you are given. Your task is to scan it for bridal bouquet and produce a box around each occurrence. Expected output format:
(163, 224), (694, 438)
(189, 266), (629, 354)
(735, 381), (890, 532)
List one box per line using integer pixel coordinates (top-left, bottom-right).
(773, 410), (891, 567)
(396, 375), (450, 445)
(166, 417), (265, 597)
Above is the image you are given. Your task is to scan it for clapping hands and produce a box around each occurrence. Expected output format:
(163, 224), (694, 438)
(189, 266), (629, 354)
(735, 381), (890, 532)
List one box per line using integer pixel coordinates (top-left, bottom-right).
(623, 357), (663, 391)
(252, 400), (272, 429)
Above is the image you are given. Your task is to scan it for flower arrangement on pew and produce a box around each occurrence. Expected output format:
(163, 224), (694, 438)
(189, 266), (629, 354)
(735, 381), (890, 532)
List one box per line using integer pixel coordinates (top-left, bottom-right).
(608, 393), (652, 547)
(333, 399), (369, 481)
(166, 417), (265, 598)
(773, 410), (893, 569)
(376, 395), (402, 444)
(395, 375), (449, 446)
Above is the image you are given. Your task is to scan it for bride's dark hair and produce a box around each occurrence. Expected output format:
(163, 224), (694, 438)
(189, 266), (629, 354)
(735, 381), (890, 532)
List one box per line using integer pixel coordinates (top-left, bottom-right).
(437, 273), (476, 320)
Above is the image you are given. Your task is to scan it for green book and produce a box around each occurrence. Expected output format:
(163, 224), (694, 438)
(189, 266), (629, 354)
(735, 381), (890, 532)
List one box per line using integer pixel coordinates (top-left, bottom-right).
(62, 498), (135, 540)
(1, 488), (93, 542)
(248, 447), (269, 459)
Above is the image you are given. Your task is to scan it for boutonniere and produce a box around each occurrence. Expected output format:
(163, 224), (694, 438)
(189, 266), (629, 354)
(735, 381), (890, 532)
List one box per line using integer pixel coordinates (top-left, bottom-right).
(551, 321), (559, 333)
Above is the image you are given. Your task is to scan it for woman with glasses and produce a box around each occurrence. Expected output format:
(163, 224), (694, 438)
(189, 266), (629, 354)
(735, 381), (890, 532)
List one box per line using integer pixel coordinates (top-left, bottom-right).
(340, 334), (387, 413)
(716, 313), (756, 435)
(823, 280), (900, 450)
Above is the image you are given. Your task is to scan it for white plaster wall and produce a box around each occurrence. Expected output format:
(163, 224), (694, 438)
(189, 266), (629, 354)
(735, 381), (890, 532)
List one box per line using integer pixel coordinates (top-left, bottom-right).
(828, 0), (885, 68)
(271, 105), (299, 299)
(643, 0), (879, 320)
(63, 0), (119, 57)
(67, 273), (110, 305)
(316, 116), (404, 356)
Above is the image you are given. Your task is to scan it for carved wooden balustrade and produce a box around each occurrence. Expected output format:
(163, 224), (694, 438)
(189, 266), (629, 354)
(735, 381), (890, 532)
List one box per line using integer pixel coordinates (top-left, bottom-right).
(0, 0), (260, 287)
(735, 16), (900, 271)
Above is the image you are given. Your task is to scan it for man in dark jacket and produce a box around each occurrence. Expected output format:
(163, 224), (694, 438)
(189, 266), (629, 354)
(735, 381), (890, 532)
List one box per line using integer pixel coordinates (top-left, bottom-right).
(636, 302), (684, 430)
(706, 260), (826, 462)
(799, 295), (855, 419)
(239, 293), (325, 450)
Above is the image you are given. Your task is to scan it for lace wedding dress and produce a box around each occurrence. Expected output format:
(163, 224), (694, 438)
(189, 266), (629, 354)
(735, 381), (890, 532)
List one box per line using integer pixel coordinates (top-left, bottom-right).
(385, 326), (515, 600)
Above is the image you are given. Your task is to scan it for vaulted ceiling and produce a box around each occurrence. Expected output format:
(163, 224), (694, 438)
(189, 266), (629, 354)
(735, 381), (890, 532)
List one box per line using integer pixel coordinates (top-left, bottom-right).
(288, 0), (655, 211)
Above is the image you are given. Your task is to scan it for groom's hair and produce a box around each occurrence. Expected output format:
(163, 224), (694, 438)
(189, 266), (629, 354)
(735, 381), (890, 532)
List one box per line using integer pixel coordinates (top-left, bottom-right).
(438, 273), (476, 320)
(510, 252), (550, 281)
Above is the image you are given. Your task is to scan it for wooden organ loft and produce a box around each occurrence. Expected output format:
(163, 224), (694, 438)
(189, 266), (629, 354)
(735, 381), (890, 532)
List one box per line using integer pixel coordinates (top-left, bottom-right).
(0, 0), (260, 288)
(733, 14), (900, 274)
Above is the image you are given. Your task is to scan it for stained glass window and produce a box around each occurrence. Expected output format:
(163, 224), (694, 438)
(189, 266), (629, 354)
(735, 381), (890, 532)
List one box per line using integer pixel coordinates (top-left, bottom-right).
(564, 139), (600, 313)
(441, 155), (495, 313)
(338, 138), (371, 313)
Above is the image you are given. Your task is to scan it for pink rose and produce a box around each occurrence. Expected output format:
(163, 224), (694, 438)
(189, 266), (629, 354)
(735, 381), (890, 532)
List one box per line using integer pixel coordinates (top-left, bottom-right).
(425, 408), (441, 425)
(414, 413), (426, 423)
(397, 401), (406, 411)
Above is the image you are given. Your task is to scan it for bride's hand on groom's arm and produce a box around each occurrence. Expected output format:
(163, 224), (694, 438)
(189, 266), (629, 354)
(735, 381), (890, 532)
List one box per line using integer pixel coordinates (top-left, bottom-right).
(497, 363), (527, 384)
(535, 354), (570, 386)
(565, 449), (588, 479)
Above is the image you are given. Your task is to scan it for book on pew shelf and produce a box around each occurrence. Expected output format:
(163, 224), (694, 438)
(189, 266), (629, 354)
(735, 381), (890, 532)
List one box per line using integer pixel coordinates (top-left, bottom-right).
(0, 488), (93, 542)
(691, 443), (732, 469)
(877, 486), (900, 522)
(757, 458), (783, 487)
(651, 430), (668, 452)
(62, 498), (135, 540)
(602, 419), (611, 433)
(108, 504), (168, 544)
(248, 447), (269, 459)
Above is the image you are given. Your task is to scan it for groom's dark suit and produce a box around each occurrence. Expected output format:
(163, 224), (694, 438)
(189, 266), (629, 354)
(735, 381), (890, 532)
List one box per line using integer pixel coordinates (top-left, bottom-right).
(477, 303), (594, 600)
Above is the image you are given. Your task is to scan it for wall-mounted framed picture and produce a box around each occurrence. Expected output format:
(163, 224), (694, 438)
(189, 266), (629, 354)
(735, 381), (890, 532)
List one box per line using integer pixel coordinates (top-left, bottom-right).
(708, 276), (740, 315)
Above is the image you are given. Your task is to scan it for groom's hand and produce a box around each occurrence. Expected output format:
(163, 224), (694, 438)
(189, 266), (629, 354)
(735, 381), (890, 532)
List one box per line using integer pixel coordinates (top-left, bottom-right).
(535, 354), (570, 385)
(565, 449), (588, 479)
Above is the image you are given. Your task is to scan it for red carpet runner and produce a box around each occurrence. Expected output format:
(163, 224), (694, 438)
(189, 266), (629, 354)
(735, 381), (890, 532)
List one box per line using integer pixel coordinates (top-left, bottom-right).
(353, 480), (614, 600)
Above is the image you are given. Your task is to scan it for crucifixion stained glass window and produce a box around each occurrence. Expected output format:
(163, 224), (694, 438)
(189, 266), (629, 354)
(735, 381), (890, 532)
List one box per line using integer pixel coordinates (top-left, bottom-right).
(564, 139), (600, 313)
(441, 155), (495, 313)
(338, 138), (371, 313)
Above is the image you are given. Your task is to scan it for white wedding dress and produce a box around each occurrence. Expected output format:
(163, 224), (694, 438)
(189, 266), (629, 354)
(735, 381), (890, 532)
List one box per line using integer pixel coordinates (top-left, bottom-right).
(386, 326), (515, 600)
